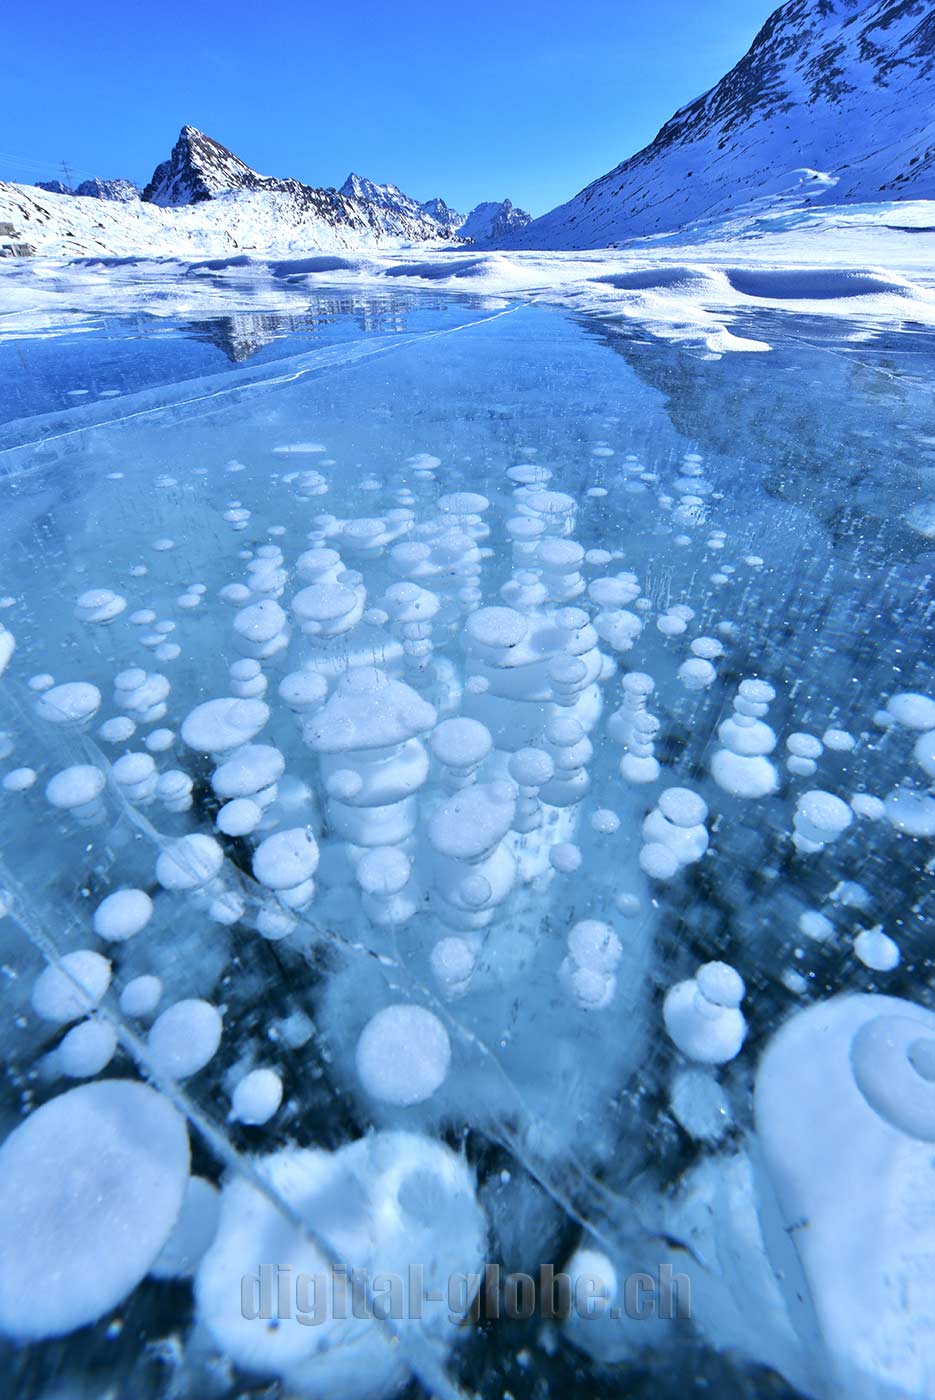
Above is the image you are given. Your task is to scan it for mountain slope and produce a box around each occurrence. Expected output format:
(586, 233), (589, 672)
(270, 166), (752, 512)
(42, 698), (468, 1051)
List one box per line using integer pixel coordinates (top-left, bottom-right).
(35, 178), (139, 202)
(507, 0), (935, 248)
(0, 179), (435, 259)
(338, 174), (532, 241)
(339, 172), (463, 239)
(458, 199), (532, 242)
(143, 127), (271, 205)
(75, 179), (139, 202)
(419, 196), (464, 236)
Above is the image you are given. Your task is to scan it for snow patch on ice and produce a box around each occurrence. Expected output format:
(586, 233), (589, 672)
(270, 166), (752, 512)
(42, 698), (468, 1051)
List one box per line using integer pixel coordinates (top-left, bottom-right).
(4, 196), (934, 354)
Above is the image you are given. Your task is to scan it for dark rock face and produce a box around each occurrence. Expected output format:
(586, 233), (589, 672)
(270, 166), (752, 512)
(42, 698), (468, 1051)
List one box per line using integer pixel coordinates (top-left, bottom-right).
(142, 127), (270, 205)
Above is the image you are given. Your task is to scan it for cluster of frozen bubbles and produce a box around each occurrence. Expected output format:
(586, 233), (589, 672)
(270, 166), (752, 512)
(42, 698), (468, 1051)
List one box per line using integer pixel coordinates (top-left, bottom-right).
(0, 441), (933, 1399)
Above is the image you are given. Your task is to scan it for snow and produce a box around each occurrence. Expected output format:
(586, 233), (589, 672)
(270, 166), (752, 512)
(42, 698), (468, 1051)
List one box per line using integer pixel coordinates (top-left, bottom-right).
(2, 0), (934, 360)
(0, 132), (524, 266)
(457, 198), (531, 242)
(3, 194), (933, 357)
(341, 172), (465, 238)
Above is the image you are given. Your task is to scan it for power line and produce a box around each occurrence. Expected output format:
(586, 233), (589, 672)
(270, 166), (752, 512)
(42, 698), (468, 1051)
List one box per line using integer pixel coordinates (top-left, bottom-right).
(0, 148), (98, 181)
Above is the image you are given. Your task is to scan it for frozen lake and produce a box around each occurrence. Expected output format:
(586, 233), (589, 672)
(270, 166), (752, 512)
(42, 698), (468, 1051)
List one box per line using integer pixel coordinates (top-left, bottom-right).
(1, 286), (934, 1400)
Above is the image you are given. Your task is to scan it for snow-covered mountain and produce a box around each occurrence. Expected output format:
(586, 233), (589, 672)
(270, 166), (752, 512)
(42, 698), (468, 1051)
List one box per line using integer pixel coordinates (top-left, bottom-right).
(419, 196), (464, 236)
(142, 126), (335, 210)
(139, 127), (369, 233)
(508, 0), (935, 248)
(139, 128), (458, 243)
(36, 178), (139, 202)
(0, 179), (416, 259)
(75, 178), (140, 202)
(340, 173), (464, 237)
(2, 126), (531, 258)
(0, 127), (468, 257)
(142, 126), (299, 205)
(458, 199), (532, 242)
(137, 128), (531, 245)
(339, 173), (531, 241)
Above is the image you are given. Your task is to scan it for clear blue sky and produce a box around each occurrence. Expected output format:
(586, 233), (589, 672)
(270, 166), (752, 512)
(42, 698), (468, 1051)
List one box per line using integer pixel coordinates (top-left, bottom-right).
(1, 0), (779, 216)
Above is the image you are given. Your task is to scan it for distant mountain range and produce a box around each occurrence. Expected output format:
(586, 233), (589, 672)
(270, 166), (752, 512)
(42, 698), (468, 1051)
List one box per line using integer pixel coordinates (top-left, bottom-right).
(335, 179), (531, 243)
(36, 178), (139, 202)
(507, 0), (935, 248)
(0, 126), (530, 256)
(132, 127), (525, 242)
(338, 172), (464, 238)
(138, 126), (530, 243)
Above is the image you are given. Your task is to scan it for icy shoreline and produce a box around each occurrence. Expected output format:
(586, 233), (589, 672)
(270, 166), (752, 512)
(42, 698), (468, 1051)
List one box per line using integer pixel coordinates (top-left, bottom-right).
(1, 197), (934, 356)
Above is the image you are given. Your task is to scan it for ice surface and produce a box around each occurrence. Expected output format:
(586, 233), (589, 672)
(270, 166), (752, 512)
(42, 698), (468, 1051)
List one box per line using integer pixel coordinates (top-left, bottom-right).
(2, 196), (935, 360)
(0, 284), (934, 1400)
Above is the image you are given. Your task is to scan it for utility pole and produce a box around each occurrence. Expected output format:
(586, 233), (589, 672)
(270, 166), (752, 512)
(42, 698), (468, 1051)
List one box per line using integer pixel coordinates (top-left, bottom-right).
(60, 159), (74, 191)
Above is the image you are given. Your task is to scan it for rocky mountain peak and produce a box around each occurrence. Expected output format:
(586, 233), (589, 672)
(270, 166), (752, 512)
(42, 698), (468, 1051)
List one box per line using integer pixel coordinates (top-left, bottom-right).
(142, 127), (268, 205)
